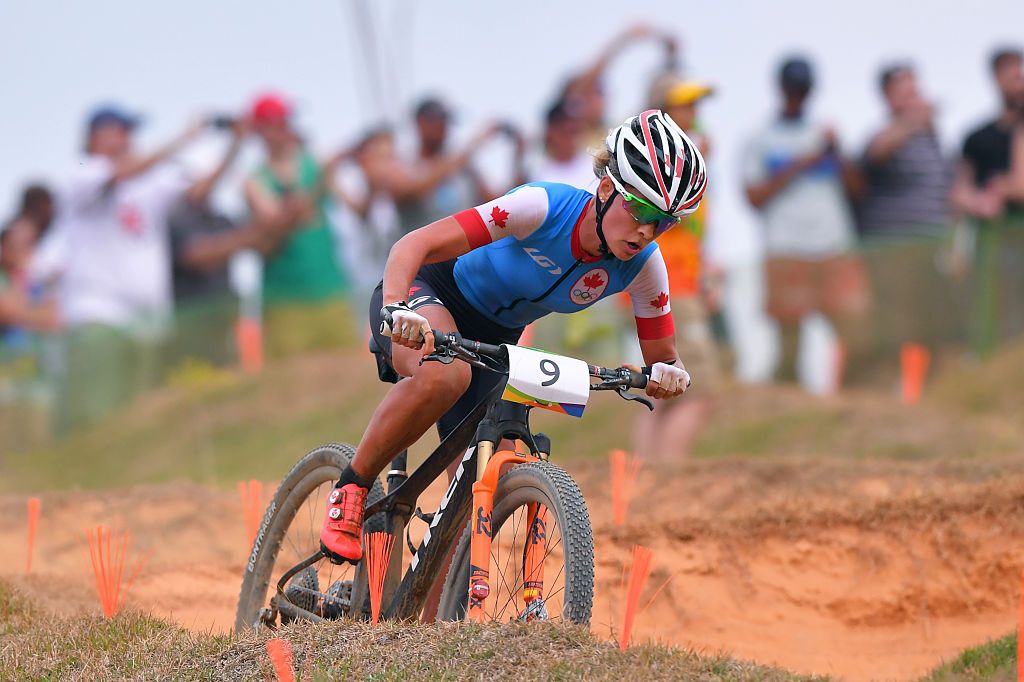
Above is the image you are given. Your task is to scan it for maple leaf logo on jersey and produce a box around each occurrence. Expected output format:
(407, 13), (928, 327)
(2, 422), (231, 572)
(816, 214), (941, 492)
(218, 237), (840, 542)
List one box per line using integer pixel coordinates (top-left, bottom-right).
(489, 206), (509, 228)
(649, 291), (670, 310)
(582, 272), (604, 290)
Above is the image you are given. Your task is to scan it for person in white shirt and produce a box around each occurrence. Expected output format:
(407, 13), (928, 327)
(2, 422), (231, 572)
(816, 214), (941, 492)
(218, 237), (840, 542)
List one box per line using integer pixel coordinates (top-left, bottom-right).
(742, 57), (870, 387)
(55, 104), (234, 432)
(531, 99), (597, 191)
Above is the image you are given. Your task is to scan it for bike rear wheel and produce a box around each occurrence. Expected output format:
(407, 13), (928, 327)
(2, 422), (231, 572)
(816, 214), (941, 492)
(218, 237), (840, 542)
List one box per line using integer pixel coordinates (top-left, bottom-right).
(234, 443), (387, 632)
(436, 460), (594, 624)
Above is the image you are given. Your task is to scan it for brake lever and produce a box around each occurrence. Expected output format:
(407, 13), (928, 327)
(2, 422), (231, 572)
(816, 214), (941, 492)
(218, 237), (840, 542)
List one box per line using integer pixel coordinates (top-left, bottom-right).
(420, 351), (455, 365)
(616, 386), (654, 411)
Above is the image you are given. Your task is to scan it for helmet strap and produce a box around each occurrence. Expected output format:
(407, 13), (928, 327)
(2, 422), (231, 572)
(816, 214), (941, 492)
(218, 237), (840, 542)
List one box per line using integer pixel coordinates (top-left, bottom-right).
(593, 186), (618, 259)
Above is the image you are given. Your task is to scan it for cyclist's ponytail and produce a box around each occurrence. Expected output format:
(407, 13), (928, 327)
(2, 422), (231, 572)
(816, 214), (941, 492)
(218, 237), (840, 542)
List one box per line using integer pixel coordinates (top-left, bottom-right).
(591, 143), (619, 181)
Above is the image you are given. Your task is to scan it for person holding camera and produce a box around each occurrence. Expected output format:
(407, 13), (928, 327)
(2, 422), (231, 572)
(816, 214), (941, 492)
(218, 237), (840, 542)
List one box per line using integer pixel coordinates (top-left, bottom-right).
(56, 104), (245, 432)
(381, 96), (526, 235)
(742, 56), (869, 387)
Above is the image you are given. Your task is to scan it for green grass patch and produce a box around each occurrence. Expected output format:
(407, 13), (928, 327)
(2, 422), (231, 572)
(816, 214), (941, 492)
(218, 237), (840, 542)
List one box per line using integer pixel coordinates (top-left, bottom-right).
(922, 632), (1016, 681)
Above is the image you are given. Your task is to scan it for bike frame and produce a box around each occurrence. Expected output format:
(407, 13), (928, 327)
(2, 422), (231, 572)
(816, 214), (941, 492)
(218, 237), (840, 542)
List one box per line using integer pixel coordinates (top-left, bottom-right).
(363, 383), (547, 621)
(271, 333), (647, 625)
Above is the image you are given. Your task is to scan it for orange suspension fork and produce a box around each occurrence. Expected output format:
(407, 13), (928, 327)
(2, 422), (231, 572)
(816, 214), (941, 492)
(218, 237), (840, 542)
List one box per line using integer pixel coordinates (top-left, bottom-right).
(467, 442), (540, 622)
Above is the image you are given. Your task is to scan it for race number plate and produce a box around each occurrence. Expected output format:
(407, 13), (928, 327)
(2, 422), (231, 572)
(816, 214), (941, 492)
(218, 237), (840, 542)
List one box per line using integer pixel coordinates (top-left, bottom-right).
(501, 345), (590, 417)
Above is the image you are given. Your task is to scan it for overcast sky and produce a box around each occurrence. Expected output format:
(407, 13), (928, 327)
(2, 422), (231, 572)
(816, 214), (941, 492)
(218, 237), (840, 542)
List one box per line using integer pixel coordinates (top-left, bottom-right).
(1, 0), (1019, 263)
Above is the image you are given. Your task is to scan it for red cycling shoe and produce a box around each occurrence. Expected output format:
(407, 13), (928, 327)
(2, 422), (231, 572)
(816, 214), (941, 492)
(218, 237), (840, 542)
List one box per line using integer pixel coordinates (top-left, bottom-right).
(320, 483), (367, 565)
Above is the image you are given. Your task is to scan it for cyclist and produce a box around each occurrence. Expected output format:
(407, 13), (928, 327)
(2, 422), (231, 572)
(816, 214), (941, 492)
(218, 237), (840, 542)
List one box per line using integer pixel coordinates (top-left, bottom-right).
(321, 110), (707, 564)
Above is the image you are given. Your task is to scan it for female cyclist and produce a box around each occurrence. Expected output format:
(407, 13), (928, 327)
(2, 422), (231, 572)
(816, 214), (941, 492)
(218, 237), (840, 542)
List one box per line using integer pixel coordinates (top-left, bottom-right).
(321, 110), (707, 564)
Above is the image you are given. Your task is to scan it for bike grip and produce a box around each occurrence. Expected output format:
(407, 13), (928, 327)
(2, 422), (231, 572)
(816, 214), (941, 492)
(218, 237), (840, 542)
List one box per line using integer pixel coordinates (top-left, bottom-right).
(629, 367), (651, 390)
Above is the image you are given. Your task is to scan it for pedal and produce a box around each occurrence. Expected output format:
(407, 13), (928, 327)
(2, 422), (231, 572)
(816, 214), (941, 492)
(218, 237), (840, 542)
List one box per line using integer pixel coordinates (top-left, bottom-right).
(322, 580), (352, 620)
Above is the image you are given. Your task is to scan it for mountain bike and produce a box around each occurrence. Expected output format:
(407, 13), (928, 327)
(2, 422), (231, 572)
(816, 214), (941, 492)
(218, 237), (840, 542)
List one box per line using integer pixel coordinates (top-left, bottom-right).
(234, 330), (653, 630)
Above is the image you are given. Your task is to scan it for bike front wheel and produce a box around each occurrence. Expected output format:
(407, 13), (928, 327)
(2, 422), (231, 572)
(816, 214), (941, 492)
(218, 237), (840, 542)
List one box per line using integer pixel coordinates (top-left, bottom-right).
(436, 460), (594, 624)
(234, 443), (387, 632)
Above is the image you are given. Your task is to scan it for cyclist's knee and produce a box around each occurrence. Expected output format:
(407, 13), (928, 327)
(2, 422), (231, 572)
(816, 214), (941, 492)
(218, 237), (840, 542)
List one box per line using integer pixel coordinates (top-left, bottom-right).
(413, 361), (471, 402)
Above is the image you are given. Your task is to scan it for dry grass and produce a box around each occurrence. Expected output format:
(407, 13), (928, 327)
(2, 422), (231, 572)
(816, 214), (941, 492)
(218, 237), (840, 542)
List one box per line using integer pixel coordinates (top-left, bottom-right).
(0, 580), (818, 681)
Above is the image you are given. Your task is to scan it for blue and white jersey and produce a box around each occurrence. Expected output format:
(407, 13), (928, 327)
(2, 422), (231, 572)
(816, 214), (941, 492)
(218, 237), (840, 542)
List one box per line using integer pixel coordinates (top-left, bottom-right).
(451, 182), (674, 339)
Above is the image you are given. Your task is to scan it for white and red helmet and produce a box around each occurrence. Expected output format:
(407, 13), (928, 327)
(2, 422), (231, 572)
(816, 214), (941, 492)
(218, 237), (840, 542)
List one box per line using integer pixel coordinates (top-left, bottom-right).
(605, 109), (707, 216)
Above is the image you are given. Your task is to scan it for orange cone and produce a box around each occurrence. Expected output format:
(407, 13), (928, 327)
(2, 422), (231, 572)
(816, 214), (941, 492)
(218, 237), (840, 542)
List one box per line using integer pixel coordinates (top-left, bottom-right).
(900, 343), (931, 405)
(364, 531), (395, 625)
(25, 497), (40, 575)
(266, 638), (295, 682)
(619, 545), (654, 650)
(610, 450), (642, 526)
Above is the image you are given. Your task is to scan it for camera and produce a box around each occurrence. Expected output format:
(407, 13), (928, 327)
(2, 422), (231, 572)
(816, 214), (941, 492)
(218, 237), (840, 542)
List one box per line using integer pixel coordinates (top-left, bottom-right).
(208, 115), (237, 130)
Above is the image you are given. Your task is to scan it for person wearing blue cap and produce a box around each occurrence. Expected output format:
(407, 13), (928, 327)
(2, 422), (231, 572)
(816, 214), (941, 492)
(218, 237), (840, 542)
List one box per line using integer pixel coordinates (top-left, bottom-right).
(54, 103), (237, 432)
(741, 56), (869, 390)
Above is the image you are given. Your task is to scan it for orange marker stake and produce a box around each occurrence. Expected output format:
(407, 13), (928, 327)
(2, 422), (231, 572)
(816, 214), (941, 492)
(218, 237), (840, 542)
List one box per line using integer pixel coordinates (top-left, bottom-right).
(266, 638), (295, 682)
(239, 480), (264, 549)
(900, 343), (931, 405)
(831, 341), (847, 393)
(610, 450), (642, 526)
(364, 532), (395, 625)
(248, 479), (264, 546)
(619, 545), (654, 651)
(25, 497), (40, 575)
(85, 526), (148, 618)
(236, 317), (264, 374)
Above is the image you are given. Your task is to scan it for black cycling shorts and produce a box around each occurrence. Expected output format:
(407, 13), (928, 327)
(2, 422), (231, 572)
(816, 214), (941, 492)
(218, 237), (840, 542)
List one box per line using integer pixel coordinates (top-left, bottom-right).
(368, 259), (524, 440)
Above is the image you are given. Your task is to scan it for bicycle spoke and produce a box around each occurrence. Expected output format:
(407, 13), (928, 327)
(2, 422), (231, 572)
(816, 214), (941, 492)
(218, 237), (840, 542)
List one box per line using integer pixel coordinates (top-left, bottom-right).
(494, 507), (526, 620)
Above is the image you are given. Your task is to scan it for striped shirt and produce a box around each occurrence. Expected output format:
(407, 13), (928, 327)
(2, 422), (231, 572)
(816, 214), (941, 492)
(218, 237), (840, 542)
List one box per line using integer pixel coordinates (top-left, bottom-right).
(859, 130), (951, 238)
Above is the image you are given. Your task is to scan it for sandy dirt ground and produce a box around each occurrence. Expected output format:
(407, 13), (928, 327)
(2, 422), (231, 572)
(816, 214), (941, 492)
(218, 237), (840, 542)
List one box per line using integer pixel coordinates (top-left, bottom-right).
(3, 456), (1023, 681)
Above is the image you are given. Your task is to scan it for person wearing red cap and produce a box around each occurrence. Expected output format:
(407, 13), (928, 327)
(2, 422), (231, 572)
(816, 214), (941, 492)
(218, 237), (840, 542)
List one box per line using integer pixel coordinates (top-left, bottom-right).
(244, 92), (348, 355)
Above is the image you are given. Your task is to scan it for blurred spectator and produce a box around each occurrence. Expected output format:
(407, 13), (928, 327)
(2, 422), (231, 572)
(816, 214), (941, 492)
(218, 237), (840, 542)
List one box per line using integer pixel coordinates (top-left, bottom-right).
(327, 127), (402, 305)
(1, 213), (60, 349)
(858, 64), (960, 365)
(244, 93), (347, 303)
(635, 79), (721, 458)
(531, 99), (595, 189)
(561, 25), (678, 150)
(7, 185), (55, 242)
(383, 96), (522, 234)
(860, 64), (951, 238)
(56, 104), (216, 431)
(954, 48), (1024, 357)
(952, 47), (1024, 218)
(244, 92), (351, 356)
(169, 116), (278, 366)
(1, 185), (59, 344)
(742, 57), (869, 386)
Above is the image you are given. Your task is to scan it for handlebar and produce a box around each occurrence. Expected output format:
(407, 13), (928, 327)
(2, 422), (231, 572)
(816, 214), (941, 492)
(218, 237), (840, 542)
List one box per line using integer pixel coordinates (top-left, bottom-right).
(427, 330), (649, 391)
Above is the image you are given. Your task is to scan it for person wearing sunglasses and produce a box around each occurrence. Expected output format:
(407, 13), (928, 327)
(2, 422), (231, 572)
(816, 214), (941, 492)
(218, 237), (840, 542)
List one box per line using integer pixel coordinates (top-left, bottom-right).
(319, 109), (707, 566)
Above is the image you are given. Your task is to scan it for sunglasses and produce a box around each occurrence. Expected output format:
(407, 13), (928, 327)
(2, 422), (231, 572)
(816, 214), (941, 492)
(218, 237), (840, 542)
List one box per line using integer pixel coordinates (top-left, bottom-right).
(606, 172), (680, 236)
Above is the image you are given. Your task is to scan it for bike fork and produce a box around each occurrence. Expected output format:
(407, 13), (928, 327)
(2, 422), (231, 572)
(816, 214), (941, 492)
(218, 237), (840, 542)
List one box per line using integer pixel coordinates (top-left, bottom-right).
(467, 441), (540, 621)
(468, 440), (495, 622)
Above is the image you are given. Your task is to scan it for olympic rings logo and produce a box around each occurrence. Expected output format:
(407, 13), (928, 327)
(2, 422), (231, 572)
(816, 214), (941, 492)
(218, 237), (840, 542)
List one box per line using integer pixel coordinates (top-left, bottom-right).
(571, 288), (594, 301)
